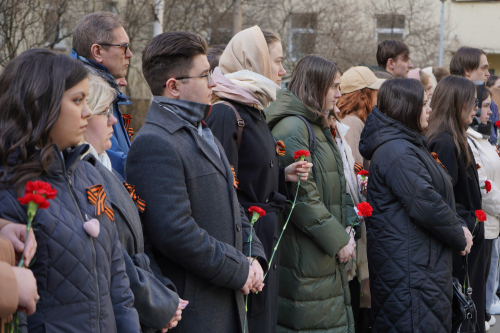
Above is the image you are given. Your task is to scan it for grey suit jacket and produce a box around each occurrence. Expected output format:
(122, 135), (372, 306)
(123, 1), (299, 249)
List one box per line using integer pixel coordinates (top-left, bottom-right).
(126, 100), (266, 333)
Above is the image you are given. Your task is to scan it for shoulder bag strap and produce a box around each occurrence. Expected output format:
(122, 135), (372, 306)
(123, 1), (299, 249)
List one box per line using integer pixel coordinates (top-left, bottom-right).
(215, 101), (245, 150)
(294, 115), (317, 182)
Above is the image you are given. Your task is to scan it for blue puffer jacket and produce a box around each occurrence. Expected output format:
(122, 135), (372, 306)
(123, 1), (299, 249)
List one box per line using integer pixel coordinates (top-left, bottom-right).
(0, 144), (140, 333)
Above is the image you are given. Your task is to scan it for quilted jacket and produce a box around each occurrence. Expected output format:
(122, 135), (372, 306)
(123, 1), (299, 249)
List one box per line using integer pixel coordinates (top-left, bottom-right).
(359, 107), (467, 333)
(0, 144), (140, 333)
(267, 88), (356, 333)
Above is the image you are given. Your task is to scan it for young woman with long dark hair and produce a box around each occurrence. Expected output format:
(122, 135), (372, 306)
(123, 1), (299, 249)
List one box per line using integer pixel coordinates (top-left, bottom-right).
(0, 49), (140, 332)
(359, 78), (471, 333)
(427, 75), (485, 333)
(266, 54), (357, 333)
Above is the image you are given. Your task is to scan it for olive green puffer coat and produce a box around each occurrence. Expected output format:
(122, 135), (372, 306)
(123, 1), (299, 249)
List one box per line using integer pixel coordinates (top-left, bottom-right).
(266, 88), (356, 333)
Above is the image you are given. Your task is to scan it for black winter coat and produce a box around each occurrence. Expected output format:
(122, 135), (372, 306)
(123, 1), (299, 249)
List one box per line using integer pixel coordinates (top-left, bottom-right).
(205, 100), (286, 333)
(0, 145), (140, 333)
(428, 131), (485, 333)
(359, 108), (467, 333)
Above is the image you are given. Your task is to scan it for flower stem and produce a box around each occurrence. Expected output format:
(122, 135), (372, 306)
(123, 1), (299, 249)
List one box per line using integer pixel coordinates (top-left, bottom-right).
(262, 176), (301, 282)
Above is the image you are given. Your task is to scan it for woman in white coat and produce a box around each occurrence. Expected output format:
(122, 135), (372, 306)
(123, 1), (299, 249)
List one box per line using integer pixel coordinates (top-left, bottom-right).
(466, 87), (500, 330)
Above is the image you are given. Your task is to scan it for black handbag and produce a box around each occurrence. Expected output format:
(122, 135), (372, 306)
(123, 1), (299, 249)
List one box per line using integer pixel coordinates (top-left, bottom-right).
(451, 256), (477, 333)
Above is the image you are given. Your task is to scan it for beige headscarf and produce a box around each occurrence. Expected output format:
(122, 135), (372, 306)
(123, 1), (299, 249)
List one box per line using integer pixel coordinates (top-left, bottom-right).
(216, 26), (280, 109)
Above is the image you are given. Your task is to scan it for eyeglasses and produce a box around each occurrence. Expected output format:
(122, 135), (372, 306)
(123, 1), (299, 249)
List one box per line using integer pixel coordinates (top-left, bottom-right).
(162, 71), (212, 87)
(99, 43), (130, 54)
(90, 106), (112, 123)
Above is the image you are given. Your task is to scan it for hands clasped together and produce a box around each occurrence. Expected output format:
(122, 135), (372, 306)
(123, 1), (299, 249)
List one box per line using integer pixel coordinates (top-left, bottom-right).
(240, 257), (265, 295)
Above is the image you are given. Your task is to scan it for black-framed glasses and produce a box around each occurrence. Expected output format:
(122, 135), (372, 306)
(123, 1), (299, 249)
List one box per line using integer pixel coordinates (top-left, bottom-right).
(162, 71), (212, 87)
(99, 43), (129, 54)
(90, 106), (112, 123)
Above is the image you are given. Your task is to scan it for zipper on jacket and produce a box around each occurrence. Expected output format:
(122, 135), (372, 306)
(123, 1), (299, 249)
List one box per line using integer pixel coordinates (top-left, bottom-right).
(66, 175), (101, 333)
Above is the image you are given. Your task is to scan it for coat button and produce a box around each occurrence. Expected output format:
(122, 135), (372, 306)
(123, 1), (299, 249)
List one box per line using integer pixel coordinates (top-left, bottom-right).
(265, 198), (269, 203)
(270, 160), (274, 168)
(273, 263), (278, 270)
(236, 224), (241, 232)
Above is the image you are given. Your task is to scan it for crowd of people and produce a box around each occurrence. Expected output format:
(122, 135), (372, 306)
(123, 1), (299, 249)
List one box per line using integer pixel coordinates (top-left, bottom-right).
(1, 11), (500, 333)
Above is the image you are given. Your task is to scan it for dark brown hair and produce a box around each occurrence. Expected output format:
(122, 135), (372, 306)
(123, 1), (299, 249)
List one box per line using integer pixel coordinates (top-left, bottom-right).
(73, 12), (127, 59)
(432, 67), (450, 83)
(487, 75), (499, 88)
(207, 44), (226, 71)
(378, 78), (425, 132)
(0, 49), (88, 190)
(288, 54), (340, 128)
(426, 75), (476, 165)
(338, 88), (376, 123)
(376, 40), (410, 69)
(261, 29), (280, 46)
(450, 46), (486, 77)
(142, 31), (208, 96)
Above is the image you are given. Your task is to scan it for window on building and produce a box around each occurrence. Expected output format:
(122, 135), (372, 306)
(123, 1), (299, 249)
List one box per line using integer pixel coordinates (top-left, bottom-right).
(289, 13), (317, 61)
(375, 14), (405, 45)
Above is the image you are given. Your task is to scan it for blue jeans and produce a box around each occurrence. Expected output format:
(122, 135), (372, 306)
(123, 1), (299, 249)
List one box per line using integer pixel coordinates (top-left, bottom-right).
(487, 238), (499, 311)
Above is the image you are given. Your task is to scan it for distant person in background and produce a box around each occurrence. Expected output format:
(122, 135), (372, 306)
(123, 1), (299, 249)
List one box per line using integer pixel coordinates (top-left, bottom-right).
(370, 40), (413, 78)
(207, 44), (226, 72)
(450, 46), (498, 146)
(432, 66), (450, 83)
(71, 12), (134, 178)
(487, 75), (500, 88)
(422, 67), (437, 102)
(408, 68), (434, 100)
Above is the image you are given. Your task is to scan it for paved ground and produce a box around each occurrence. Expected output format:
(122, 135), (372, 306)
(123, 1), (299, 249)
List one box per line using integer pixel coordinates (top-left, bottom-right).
(490, 315), (500, 332)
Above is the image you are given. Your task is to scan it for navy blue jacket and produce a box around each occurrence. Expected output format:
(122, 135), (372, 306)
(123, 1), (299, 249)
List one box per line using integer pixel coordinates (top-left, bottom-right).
(70, 49), (132, 177)
(0, 145), (140, 332)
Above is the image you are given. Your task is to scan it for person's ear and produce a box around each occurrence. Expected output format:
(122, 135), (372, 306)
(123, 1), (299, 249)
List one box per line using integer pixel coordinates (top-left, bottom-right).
(387, 58), (394, 70)
(464, 69), (471, 79)
(166, 78), (181, 98)
(90, 44), (104, 64)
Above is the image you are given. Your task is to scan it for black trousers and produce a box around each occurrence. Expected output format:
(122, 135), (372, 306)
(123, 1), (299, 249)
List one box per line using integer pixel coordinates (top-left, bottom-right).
(484, 239), (494, 322)
(349, 278), (371, 333)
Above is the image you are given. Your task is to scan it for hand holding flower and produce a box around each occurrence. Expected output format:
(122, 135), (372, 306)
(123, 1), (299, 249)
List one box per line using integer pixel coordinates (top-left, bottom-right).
(249, 258), (264, 293)
(0, 222), (37, 267)
(459, 227), (473, 256)
(285, 161), (313, 182)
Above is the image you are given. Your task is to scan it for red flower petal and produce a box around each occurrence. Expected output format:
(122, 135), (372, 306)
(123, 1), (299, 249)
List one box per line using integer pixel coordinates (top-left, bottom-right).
(358, 170), (369, 176)
(248, 206), (266, 218)
(356, 202), (373, 217)
(24, 180), (57, 199)
(485, 180), (492, 194)
(293, 150), (311, 160)
(495, 120), (500, 128)
(17, 193), (50, 209)
(475, 210), (487, 222)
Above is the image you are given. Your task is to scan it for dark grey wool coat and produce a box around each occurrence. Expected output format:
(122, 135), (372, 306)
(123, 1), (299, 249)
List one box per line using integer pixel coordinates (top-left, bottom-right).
(126, 99), (267, 333)
(85, 155), (179, 333)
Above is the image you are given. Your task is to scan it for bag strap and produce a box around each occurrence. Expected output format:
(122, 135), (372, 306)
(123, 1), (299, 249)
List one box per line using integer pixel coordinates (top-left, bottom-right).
(294, 115), (317, 182)
(216, 101), (245, 150)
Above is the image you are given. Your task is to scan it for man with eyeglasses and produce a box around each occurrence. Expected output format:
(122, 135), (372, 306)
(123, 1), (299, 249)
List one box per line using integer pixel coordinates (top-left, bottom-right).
(126, 31), (266, 333)
(71, 12), (133, 178)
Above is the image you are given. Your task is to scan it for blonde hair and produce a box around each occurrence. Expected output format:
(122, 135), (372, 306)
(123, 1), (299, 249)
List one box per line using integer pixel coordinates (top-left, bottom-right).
(87, 74), (116, 115)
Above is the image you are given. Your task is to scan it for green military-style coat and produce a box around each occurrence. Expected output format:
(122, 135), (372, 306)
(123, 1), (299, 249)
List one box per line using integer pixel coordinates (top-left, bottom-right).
(266, 88), (356, 333)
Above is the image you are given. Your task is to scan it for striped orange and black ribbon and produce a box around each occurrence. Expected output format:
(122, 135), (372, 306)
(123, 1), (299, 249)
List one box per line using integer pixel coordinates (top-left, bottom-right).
(330, 124), (337, 139)
(276, 140), (285, 156)
(86, 184), (114, 221)
(122, 114), (134, 140)
(123, 182), (146, 213)
(354, 162), (363, 174)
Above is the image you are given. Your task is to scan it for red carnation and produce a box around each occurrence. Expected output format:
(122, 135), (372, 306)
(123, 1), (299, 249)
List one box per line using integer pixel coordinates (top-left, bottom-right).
(475, 210), (487, 222)
(482, 180), (492, 194)
(293, 150), (310, 161)
(358, 170), (369, 176)
(25, 180), (57, 199)
(495, 120), (500, 127)
(18, 193), (50, 209)
(248, 206), (266, 218)
(356, 202), (373, 218)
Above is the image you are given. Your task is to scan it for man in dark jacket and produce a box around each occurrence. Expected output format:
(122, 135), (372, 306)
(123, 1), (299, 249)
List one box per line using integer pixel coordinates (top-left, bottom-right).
(126, 31), (266, 333)
(71, 12), (133, 178)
